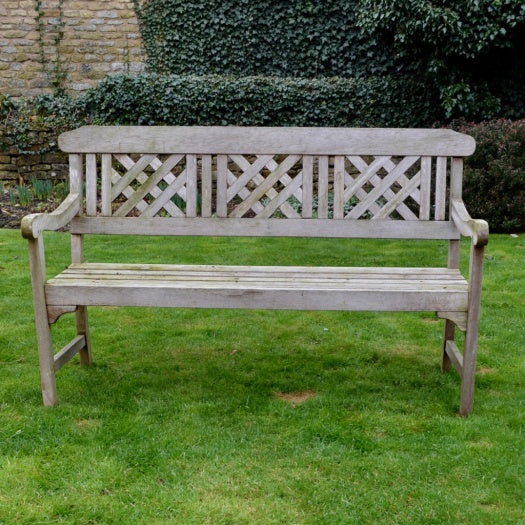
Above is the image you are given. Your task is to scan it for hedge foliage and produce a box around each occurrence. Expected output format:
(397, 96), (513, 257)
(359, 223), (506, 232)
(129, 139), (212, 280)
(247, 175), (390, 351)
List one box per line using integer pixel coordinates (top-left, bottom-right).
(132, 0), (525, 121)
(132, 0), (390, 78)
(79, 73), (441, 127)
(452, 119), (525, 233)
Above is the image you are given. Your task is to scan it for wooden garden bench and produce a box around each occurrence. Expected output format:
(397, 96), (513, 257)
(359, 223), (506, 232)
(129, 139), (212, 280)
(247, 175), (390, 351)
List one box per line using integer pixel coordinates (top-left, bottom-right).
(22, 126), (488, 414)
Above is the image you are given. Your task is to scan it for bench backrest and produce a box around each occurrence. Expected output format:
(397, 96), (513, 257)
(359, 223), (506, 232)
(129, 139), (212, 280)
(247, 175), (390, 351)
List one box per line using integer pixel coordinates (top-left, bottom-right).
(59, 126), (475, 240)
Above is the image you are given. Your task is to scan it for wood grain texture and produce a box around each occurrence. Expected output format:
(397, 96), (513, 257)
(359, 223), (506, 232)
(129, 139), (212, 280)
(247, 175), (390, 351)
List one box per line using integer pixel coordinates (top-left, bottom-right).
(70, 216), (461, 239)
(54, 335), (86, 372)
(59, 126), (476, 156)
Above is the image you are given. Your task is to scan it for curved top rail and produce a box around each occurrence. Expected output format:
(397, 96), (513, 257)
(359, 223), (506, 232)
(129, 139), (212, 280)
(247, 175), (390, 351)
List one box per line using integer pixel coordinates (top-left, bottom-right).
(58, 126), (476, 156)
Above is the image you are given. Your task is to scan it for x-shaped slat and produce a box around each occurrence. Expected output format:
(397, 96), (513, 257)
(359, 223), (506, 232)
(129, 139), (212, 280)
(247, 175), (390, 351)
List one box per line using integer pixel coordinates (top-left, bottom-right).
(346, 156), (420, 219)
(344, 156), (420, 220)
(227, 155), (302, 218)
(111, 154), (186, 217)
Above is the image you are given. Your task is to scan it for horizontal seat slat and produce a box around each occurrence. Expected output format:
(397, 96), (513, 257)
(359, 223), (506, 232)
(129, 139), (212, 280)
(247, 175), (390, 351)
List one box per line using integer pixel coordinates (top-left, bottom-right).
(45, 263), (468, 312)
(50, 274), (465, 291)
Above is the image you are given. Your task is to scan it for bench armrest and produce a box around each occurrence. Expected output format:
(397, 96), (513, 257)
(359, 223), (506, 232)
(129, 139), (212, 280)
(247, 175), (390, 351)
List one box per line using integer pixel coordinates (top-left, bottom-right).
(21, 192), (82, 240)
(451, 199), (489, 247)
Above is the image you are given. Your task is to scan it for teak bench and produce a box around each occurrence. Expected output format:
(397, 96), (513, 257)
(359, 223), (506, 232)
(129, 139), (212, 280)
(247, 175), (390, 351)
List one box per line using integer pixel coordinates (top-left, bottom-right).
(22, 126), (488, 414)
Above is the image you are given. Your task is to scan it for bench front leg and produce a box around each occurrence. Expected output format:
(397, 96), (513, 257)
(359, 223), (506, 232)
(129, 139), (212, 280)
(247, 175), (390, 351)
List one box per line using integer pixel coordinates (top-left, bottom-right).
(28, 237), (57, 406)
(459, 242), (485, 416)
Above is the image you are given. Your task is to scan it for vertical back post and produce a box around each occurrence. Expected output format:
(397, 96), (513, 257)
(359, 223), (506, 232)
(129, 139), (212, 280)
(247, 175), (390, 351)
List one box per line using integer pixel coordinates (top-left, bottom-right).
(101, 154), (112, 216)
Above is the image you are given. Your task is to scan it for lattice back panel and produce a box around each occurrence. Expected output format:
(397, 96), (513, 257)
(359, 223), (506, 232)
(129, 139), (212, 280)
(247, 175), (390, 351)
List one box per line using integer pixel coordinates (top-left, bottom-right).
(84, 153), (451, 220)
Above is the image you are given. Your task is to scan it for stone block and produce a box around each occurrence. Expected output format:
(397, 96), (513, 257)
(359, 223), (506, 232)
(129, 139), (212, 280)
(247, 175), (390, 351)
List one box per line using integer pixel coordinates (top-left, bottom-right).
(96, 10), (118, 18)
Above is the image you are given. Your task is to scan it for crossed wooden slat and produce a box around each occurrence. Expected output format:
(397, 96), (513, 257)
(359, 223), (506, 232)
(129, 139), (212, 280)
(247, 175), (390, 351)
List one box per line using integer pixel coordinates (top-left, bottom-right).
(110, 154), (190, 217)
(342, 155), (422, 220)
(226, 154), (303, 218)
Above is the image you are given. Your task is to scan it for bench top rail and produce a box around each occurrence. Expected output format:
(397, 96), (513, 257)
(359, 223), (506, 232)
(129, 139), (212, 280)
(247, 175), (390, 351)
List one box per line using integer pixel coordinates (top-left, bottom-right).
(59, 126), (475, 156)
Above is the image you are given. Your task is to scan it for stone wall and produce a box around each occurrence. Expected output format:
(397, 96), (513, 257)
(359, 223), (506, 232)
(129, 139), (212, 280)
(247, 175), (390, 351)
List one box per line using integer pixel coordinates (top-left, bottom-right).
(0, 0), (145, 98)
(0, 125), (68, 182)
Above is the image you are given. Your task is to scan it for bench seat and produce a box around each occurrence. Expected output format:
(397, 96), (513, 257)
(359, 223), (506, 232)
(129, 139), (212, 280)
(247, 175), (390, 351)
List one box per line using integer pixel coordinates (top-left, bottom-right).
(45, 263), (468, 312)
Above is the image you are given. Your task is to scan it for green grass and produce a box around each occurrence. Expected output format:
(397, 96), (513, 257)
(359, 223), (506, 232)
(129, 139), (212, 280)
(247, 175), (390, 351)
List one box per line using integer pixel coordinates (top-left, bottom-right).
(0, 229), (524, 524)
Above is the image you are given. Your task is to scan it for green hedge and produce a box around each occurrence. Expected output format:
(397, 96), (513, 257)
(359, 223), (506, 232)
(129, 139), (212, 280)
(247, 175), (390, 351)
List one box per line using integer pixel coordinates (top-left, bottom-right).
(452, 119), (525, 233)
(79, 73), (442, 127)
(133, 0), (388, 78)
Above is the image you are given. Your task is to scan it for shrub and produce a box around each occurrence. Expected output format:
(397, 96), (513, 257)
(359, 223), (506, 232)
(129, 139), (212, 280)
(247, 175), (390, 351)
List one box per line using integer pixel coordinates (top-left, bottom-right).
(79, 73), (442, 127)
(452, 119), (525, 233)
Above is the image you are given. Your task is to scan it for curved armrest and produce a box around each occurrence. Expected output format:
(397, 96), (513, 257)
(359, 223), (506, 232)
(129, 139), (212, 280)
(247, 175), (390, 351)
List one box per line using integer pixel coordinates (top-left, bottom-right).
(21, 193), (82, 239)
(451, 199), (489, 247)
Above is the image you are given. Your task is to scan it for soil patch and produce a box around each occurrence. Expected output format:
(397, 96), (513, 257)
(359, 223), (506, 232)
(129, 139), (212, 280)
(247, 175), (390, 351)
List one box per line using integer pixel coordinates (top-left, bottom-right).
(274, 390), (317, 407)
(0, 190), (60, 229)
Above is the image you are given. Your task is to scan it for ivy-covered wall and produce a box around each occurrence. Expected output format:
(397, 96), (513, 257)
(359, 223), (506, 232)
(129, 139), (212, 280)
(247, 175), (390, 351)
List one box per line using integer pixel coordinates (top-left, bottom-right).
(134, 0), (525, 121)
(0, 0), (145, 98)
(134, 0), (390, 78)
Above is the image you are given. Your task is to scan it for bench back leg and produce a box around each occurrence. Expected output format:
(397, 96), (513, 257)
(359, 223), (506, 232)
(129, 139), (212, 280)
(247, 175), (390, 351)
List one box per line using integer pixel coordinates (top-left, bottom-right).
(441, 319), (455, 372)
(28, 237), (57, 406)
(459, 244), (485, 416)
(75, 306), (92, 366)
(442, 239), (460, 370)
(71, 234), (92, 366)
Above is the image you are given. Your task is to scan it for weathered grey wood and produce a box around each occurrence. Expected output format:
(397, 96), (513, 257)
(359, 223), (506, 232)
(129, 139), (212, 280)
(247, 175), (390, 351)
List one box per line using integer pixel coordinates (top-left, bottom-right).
(419, 156), (431, 220)
(111, 154), (157, 200)
(85, 154), (97, 216)
(450, 157), (463, 204)
(226, 155), (274, 202)
(70, 216), (461, 239)
(216, 154), (228, 217)
(318, 156), (329, 219)
(21, 192), (82, 239)
(302, 155), (313, 218)
(460, 244), (485, 416)
(101, 154), (113, 216)
(441, 319), (455, 372)
(372, 172), (421, 220)
(448, 239), (460, 270)
(114, 154), (184, 217)
(382, 157), (421, 212)
(255, 156), (302, 218)
(54, 335), (86, 372)
(69, 154), (83, 193)
(59, 126), (476, 156)
(451, 199), (489, 246)
(437, 311), (467, 332)
(201, 154), (212, 218)
(140, 168), (187, 218)
(345, 156), (413, 220)
(186, 154), (198, 217)
(46, 269), (468, 311)
(25, 125), (486, 413)
(28, 237), (57, 406)
(347, 156), (419, 219)
(71, 233), (92, 366)
(230, 155), (301, 218)
(333, 156), (345, 219)
(435, 156), (447, 220)
(47, 305), (77, 324)
(444, 340), (463, 378)
(257, 170), (303, 219)
(112, 154), (181, 217)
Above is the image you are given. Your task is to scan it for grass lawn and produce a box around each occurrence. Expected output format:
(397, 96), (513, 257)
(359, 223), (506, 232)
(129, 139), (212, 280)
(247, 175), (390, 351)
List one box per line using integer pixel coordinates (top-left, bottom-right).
(0, 228), (523, 524)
